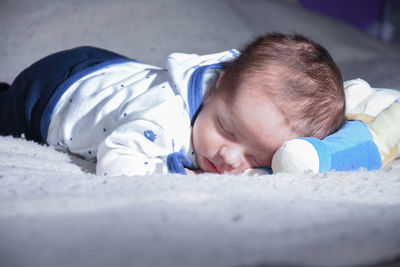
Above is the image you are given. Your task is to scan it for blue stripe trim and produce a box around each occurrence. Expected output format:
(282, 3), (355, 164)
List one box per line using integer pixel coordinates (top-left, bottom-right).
(167, 152), (194, 175)
(188, 63), (225, 125)
(40, 58), (132, 141)
(229, 49), (239, 57)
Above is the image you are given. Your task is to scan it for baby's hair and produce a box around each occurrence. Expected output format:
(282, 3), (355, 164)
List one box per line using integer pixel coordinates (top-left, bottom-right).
(222, 32), (345, 139)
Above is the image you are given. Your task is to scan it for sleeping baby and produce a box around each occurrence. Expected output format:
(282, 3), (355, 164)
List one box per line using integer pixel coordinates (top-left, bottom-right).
(0, 33), (346, 176)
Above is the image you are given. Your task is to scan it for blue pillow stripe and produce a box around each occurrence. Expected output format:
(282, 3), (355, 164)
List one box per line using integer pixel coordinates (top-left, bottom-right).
(187, 63), (224, 125)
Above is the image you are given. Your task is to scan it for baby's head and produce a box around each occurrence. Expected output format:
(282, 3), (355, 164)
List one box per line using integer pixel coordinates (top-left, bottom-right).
(192, 33), (345, 174)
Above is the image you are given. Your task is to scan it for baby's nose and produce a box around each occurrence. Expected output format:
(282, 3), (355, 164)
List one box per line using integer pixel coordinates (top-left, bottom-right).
(219, 146), (242, 170)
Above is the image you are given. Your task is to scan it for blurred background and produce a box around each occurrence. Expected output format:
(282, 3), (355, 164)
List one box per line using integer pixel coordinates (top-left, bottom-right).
(1, 0), (400, 87)
(300, 0), (400, 44)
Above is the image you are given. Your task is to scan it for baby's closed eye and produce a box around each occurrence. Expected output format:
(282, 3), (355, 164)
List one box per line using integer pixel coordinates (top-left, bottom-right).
(218, 115), (235, 140)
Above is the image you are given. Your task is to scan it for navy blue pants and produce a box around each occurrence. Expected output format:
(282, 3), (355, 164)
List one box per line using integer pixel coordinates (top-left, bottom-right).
(0, 46), (130, 143)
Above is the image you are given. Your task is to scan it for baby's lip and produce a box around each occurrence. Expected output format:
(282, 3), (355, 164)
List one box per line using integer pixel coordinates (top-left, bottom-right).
(202, 157), (220, 173)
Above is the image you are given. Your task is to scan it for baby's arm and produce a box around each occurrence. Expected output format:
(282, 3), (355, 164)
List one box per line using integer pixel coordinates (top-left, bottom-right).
(96, 121), (172, 176)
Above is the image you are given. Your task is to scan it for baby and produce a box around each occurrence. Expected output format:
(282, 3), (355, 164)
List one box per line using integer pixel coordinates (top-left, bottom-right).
(0, 33), (345, 176)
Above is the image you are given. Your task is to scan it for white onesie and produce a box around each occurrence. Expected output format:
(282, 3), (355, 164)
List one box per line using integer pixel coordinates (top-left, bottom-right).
(47, 50), (239, 176)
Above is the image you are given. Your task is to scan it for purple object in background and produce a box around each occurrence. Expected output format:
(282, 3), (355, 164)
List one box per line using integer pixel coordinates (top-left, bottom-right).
(299, 0), (384, 31)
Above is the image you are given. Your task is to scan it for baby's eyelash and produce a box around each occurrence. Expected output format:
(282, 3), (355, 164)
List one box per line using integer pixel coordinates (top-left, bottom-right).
(218, 116), (234, 139)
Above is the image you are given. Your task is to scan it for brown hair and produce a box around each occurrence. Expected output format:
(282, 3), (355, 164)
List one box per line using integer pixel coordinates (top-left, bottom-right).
(221, 33), (345, 139)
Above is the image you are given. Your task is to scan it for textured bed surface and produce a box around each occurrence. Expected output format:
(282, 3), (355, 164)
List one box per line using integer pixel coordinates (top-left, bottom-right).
(1, 0), (400, 266)
(1, 136), (400, 267)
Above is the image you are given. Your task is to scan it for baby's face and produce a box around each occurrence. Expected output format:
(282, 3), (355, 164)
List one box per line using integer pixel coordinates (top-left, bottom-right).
(192, 77), (297, 174)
